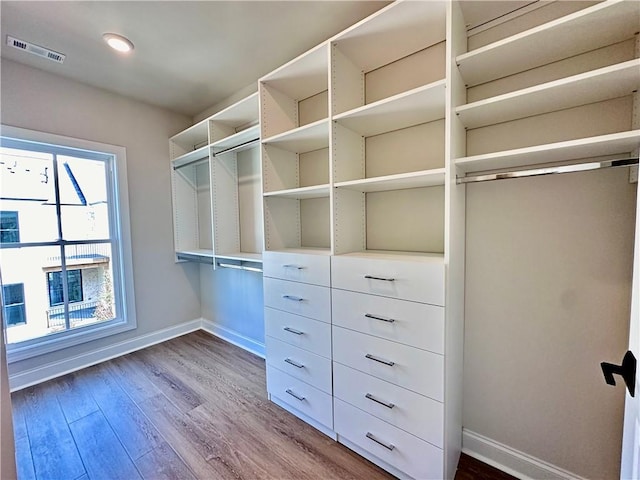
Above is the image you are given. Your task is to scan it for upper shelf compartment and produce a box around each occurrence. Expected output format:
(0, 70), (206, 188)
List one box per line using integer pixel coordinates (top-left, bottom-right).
(456, 59), (640, 129)
(456, 0), (640, 87)
(260, 43), (329, 139)
(169, 119), (209, 160)
(209, 92), (259, 145)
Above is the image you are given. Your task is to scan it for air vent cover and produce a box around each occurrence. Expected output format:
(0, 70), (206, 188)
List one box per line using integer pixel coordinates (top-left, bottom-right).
(6, 35), (65, 64)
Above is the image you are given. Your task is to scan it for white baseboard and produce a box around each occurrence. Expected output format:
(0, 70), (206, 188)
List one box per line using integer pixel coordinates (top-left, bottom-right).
(9, 319), (203, 392)
(462, 429), (587, 480)
(201, 319), (265, 359)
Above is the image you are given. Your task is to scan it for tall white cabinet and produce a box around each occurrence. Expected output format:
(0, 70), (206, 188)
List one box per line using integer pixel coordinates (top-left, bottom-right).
(171, 1), (640, 479)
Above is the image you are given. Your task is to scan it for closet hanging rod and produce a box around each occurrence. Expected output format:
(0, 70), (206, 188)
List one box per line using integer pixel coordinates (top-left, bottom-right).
(216, 262), (263, 273)
(457, 157), (639, 185)
(212, 138), (260, 157)
(172, 156), (208, 171)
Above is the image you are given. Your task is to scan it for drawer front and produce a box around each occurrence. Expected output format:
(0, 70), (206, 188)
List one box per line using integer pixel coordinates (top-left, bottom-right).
(264, 277), (331, 323)
(332, 289), (444, 354)
(266, 336), (332, 393)
(267, 366), (333, 429)
(331, 255), (444, 305)
(263, 251), (330, 286)
(333, 327), (444, 401)
(265, 307), (331, 358)
(334, 399), (443, 480)
(333, 363), (443, 447)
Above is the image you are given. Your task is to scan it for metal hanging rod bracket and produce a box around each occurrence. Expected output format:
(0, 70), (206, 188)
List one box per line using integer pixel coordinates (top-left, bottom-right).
(457, 157), (639, 185)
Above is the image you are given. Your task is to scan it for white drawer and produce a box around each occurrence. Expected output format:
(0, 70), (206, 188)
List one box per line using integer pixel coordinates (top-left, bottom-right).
(332, 289), (444, 354)
(334, 399), (443, 480)
(263, 251), (330, 286)
(331, 254), (444, 306)
(333, 363), (443, 448)
(333, 327), (444, 401)
(265, 307), (331, 358)
(264, 277), (331, 323)
(266, 336), (332, 394)
(267, 366), (333, 429)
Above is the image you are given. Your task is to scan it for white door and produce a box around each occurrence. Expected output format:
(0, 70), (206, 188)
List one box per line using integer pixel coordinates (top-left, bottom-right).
(620, 181), (640, 479)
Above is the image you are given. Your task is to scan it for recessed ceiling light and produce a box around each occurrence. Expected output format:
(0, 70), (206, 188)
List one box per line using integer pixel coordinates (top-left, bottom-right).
(103, 33), (134, 53)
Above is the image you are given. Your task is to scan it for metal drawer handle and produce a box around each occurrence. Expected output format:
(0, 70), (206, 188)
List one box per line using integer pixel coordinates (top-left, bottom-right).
(283, 264), (305, 270)
(365, 393), (395, 409)
(366, 432), (395, 451)
(364, 275), (395, 282)
(365, 354), (395, 367)
(284, 358), (304, 368)
(283, 327), (304, 335)
(365, 313), (395, 323)
(282, 294), (304, 302)
(285, 389), (305, 401)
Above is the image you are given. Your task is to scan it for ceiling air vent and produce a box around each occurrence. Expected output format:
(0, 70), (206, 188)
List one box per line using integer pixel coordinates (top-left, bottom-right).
(6, 35), (66, 64)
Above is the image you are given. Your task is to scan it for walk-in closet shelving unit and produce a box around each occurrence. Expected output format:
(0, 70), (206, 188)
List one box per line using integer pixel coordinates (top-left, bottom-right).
(453, 0), (640, 175)
(261, 1), (465, 479)
(170, 92), (263, 270)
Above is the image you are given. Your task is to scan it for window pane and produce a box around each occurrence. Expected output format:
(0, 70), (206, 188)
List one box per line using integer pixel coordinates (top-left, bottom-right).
(0, 148), (58, 243)
(58, 156), (111, 241)
(5, 304), (26, 326)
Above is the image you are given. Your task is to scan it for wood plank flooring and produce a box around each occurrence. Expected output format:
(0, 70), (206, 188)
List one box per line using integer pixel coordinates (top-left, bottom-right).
(10, 331), (516, 480)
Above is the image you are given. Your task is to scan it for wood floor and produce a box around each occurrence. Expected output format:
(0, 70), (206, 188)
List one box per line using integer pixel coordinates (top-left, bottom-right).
(10, 331), (516, 480)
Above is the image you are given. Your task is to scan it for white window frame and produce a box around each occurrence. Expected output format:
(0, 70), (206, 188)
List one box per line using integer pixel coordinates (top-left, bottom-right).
(1, 125), (137, 363)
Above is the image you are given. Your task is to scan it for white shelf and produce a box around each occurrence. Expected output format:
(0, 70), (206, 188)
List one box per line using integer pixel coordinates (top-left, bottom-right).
(211, 92), (259, 127)
(215, 252), (263, 263)
(260, 42), (329, 100)
(334, 81), (446, 137)
(175, 249), (215, 264)
(266, 247), (332, 256)
(335, 169), (446, 193)
(211, 125), (260, 154)
(170, 119), (209, 151)
(337, 250), (445, 263)
(262, 119), (329, 153)
(456, 130), (640, 173)
(172, 145), (210, 168)
(456, 60), (640, 129)
(264, 184), (330, 199)
(456, 0), (640, 86)
(331, 0), (447, 72)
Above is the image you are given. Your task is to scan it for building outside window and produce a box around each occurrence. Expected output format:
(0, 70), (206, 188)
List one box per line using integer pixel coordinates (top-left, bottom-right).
(0, 126), (136, 361)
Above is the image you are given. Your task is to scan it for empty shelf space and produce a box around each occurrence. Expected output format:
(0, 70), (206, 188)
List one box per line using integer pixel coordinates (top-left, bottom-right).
(338, 249), (444, 264)
(456, 130), (640, 173)
(170, 119), (209, 151)
(264, 184), (331, 199)
(334, 81), (446, 137)
(262, 119), (329, 153)
(335, 169), (446, 193)
(456, 0), (640, 86)
(172, 146), (209, 168)
(266, 247), (332, 256)
(215, 252), (263, 263)
(211, 125), (260, 154)
(211, 92), (259, 126)
(456, 60), (640, 129)
(331, 0), (446, 72)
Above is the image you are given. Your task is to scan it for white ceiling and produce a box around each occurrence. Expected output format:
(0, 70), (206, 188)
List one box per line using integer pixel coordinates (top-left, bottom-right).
(0, 1), (534, 118)
(0, 1), (390, 117)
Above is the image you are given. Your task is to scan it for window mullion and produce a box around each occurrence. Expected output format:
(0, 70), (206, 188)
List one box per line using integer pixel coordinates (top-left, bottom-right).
(51, 153), (70, 330)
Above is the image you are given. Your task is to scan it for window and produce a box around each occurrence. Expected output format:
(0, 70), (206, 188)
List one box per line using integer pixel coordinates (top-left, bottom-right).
(48, 270), (83, 306)
(0, 211), (19, 243)
(3, 283), (26, 327)
(0, 125), (136, 361)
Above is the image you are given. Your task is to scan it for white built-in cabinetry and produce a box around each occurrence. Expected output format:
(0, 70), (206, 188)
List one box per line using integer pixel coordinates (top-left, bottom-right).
(170, 92), (262, 268)
(171, 1), (640, 478)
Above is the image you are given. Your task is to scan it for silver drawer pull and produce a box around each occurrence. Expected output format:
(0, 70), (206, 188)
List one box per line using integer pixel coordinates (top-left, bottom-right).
(365, 393), (395, 409)
(285, 389), (305, 401)
(284, 358), (304, 368)
(365, 313), (395, 323)
(365, 353), (395, 367)
(364, 275), (395, 282)
(283, 264), (305, 270)
(366, 432), (395, 451)
(282, 294), (304, 302)
(283, 327), (304, 335)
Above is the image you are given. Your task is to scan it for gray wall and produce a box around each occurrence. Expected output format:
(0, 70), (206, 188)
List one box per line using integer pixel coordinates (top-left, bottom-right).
(464, 167), (636, 479)
(1, 58), (201, 376)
